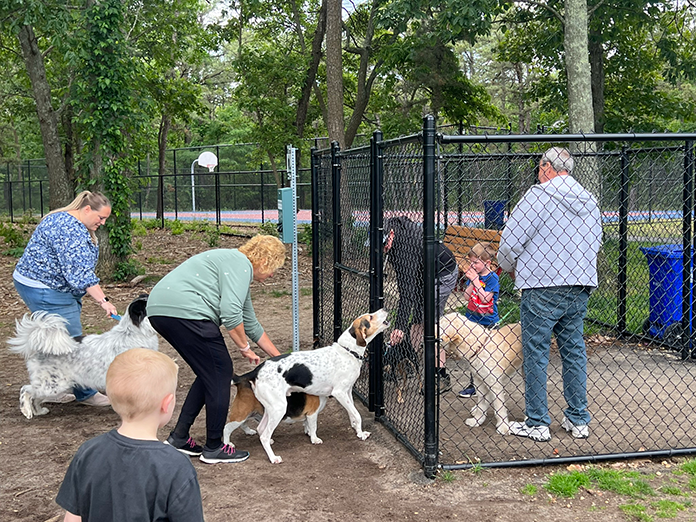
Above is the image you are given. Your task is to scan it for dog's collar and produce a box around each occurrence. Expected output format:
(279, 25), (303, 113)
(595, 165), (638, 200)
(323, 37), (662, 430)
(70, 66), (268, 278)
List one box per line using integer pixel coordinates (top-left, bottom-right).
(338, 340), (367, 360)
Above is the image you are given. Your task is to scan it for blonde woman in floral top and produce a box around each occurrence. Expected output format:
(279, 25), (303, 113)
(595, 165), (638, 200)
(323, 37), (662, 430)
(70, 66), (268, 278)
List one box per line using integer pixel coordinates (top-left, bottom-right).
(13, 191), (118, 407)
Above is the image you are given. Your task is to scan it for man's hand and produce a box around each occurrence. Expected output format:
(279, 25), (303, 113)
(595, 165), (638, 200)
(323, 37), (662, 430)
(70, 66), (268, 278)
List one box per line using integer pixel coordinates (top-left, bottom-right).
(390, 329), (404, 346)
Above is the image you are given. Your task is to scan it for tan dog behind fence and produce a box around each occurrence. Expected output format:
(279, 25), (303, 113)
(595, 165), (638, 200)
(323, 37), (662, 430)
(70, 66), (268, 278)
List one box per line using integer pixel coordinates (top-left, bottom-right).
(439, 312), (522, 435)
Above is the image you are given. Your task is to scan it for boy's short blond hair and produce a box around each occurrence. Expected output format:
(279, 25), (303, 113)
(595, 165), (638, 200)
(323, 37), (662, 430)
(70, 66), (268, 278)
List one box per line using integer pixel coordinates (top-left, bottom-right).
(106, 349), (178, 421)
(238, 234), (287, 273)
(468, 242), (497, 263)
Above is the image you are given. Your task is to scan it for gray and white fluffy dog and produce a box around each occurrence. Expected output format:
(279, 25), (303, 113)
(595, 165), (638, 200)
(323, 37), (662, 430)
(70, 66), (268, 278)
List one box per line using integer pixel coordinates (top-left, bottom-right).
(9, 294), (158, 419)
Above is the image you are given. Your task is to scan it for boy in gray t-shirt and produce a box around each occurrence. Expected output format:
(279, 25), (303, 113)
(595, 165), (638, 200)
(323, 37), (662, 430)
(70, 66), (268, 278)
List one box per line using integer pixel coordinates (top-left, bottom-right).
(57, 349), (204, 522)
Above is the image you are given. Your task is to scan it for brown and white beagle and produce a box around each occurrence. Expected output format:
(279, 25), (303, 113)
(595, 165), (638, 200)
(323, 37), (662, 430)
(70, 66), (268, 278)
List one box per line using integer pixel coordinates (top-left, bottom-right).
(236, 309), (389, 463)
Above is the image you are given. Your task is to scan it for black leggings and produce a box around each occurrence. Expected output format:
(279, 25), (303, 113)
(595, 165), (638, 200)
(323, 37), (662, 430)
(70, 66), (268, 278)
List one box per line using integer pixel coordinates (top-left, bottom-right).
(149, 316), (232, 450)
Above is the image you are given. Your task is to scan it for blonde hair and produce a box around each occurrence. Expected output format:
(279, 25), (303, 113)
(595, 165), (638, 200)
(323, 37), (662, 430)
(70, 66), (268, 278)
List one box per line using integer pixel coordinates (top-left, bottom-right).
(106, 349), (178, 421)
(47, 191), (111, 244)
(468, 242), (497, 263)
(238, 234), (286, 274)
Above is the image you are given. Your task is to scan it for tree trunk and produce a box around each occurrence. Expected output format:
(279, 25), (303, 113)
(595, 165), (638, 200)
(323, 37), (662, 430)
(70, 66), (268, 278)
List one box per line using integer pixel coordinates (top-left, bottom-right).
(325, 0), (345, 147)
(17, 24), (73, 209)
(563, 0), (599, 196)
(294, 0), (326, 139)
(563, 0), (594, 134)
(156, 113), (170, 222)
(61, 104), (76, 189)
(588, 33), (605, 134)
(344, 1), (380, 148)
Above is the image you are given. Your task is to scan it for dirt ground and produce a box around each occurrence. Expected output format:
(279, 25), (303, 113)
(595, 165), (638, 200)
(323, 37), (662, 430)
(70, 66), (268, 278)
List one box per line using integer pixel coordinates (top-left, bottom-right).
(0, 226), (692, 521)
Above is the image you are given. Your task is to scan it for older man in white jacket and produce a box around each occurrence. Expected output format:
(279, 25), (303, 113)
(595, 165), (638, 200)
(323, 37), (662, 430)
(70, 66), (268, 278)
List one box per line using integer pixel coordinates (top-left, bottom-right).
(498, 147), (602, 442)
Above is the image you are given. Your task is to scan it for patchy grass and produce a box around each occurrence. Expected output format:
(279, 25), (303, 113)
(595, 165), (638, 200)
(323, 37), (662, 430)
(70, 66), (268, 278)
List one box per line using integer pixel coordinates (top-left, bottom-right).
(439, 470), (456, 483)
(619, 503), (652, 521)
(651, 499), (688, 518)
(539, 462), (696, 521)
(585, 468), (654, 498)
(520, 484), (537, 496)
(545, 471), (591, 498)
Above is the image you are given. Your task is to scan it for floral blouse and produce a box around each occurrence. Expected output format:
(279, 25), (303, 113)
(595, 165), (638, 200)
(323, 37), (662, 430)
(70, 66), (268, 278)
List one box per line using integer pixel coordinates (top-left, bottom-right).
(15, 212), (100, 296)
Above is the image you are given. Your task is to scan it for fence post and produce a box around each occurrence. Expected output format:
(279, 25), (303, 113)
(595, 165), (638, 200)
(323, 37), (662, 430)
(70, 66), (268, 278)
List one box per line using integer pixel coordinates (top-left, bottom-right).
(173, 149), (179, 221)
(331, 141), (343, 342)
(682, 140), (695, 359)
(311, 149), (320, 349)
(369, 129), (384, 415)
(617, 146), (629, 337)
(422, 115), (439, 478)
(261, 165), (265, 224)
(26, 159), (31, 211)
(215, 164), (221, 227)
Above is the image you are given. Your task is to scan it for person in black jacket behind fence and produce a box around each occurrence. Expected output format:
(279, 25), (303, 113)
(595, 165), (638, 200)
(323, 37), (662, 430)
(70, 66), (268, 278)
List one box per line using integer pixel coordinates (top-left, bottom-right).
(383, 216), (459, 393)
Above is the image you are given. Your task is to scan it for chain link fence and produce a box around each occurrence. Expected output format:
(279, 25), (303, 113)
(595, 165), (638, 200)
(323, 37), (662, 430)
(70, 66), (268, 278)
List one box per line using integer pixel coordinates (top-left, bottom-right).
(0, 144), (313, 224)
(312, 119), (696, 476)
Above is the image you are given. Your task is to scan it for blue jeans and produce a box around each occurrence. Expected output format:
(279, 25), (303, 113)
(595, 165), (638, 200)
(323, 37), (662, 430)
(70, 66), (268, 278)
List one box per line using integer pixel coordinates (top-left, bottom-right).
(14, 280), (97, 401)
(520, 286), (591, 427)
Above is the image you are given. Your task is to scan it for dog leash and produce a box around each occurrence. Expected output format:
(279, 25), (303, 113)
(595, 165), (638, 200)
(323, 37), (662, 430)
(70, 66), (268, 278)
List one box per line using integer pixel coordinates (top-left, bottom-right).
(110, 313), (121, 321)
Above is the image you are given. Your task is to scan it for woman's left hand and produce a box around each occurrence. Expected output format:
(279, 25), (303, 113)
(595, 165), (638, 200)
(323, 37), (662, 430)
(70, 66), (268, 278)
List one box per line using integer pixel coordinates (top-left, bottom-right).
(241, 347), (261, 365)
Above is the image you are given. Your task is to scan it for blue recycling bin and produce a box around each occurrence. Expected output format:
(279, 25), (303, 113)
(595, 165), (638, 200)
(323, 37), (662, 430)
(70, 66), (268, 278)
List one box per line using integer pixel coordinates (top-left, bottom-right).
(639, 244), (693, 341)
(483, 200), (507, 230)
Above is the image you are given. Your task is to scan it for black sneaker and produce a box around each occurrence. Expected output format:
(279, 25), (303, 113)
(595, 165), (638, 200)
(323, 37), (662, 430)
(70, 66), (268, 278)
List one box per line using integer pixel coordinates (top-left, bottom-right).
(199, 444), (250, 464)
(165, 434), (203, 456)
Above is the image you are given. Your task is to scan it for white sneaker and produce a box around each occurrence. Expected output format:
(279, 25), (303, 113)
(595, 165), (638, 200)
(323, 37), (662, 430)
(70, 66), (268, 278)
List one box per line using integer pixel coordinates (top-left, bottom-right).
(42, 392), (76, 404)
(561, 416), (589, 439)
(509, 421), (551, 442)
(80, 392), (111, 407)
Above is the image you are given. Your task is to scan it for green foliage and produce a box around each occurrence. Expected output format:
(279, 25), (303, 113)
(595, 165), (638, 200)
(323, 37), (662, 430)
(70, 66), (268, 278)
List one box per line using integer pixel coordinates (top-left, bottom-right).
(298, 223), (312, 253)
(168, 220), (185, 235)
(258, 221), (280, 238)
(206, 226), (220, 248)
(132, 221), (148, 237)
(112, 260), (145, 282)
(619, 503), (652, 522)
(659, 486), (685, 496)
(140, 219), (163, 230)
(520, 484), (537, 496)
(73, 0), (136, 260)
(586, 468), (654, 498)
(650, 499), (687, 518)
(680, 459), (696, 476)
(0, 222), (29, 257)
(0, 222), (28, 249)
(439, 470), (456, 483)
(494, 1), (696, 133)
(544, 471), (591, 498)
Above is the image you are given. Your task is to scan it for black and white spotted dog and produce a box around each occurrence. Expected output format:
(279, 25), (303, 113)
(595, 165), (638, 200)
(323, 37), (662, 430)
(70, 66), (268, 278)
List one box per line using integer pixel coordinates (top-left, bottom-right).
(8, 294), (158, 419)
(243, 309), (389, 463)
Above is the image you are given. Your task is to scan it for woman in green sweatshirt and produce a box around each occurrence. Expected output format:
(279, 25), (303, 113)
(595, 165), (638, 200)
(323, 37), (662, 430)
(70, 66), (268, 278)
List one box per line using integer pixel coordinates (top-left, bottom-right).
(147, 234), (286, 464)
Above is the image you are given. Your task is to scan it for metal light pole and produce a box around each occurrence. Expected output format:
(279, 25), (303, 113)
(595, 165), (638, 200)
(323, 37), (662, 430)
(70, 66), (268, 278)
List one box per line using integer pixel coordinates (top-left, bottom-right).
(190, 151), (218, 213)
